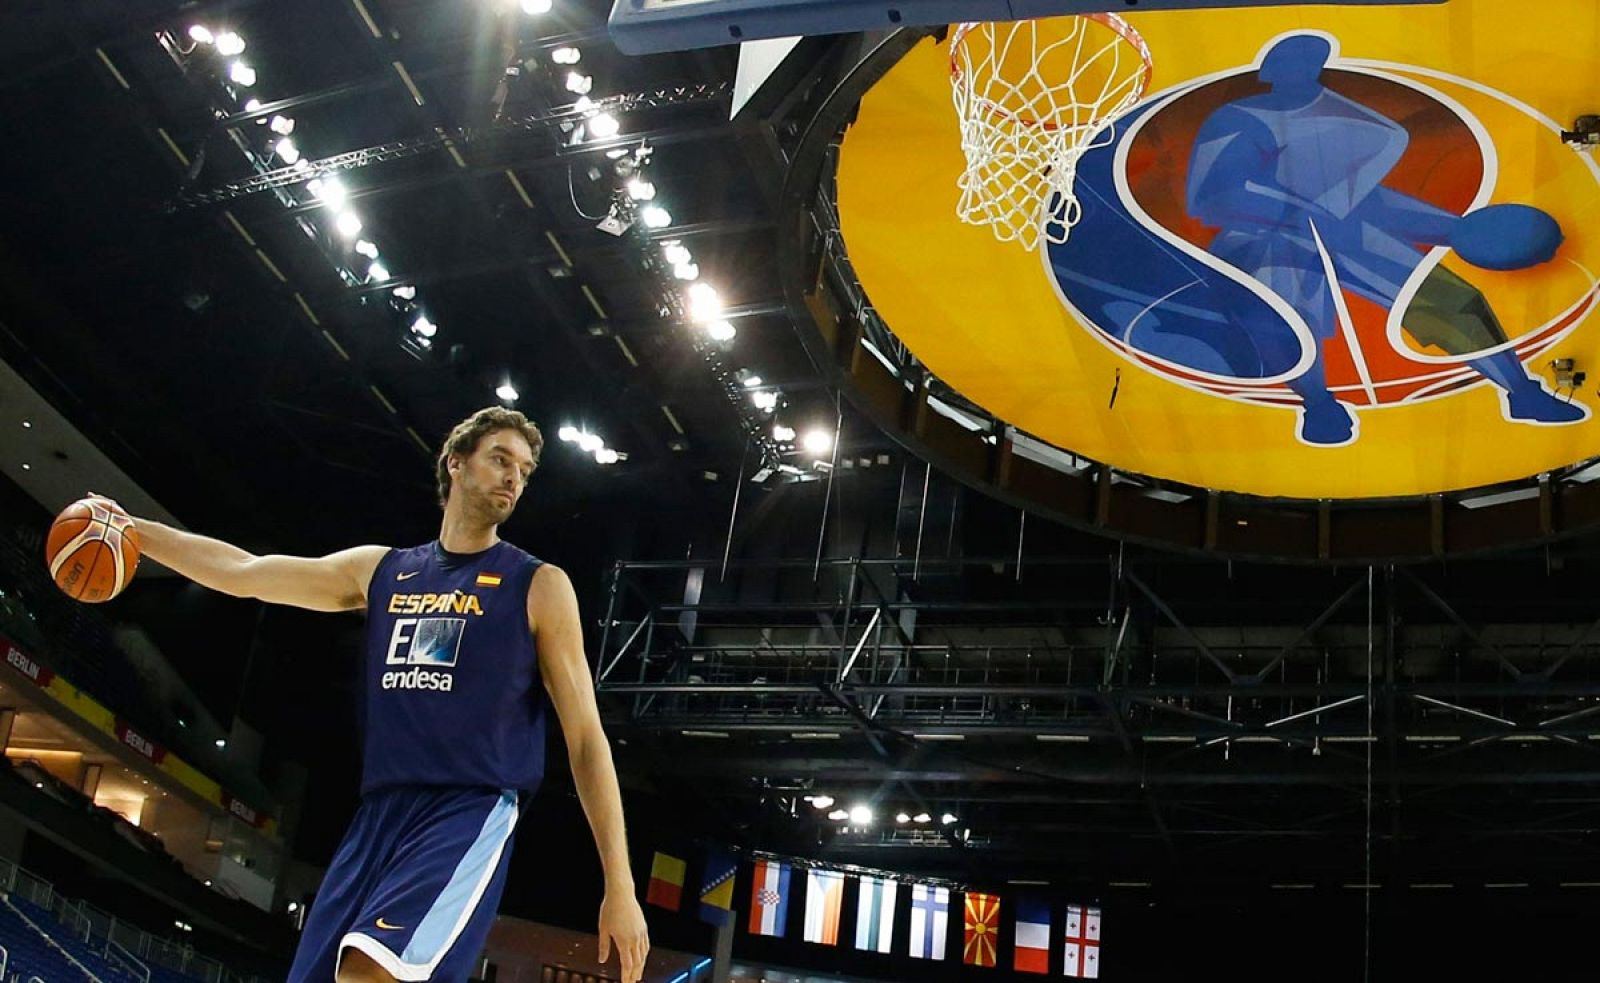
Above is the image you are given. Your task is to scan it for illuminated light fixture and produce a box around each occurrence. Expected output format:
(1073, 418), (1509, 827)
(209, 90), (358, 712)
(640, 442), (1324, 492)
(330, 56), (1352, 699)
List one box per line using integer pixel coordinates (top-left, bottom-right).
(558, 426), (579, 442)
(802, 429), (833, 455)
(214, 739), (226, 749)
(941, 812), (958, 825)
(742, 376), (762, 388)
(287, 902), (299, 913)
(808, 795), (834, 809)
(410, 314), (437, 338)
(706, 320), (736, 343)
(354, 239), (379, 259)
(551, 46), (581, 65)
(752, 390), (778, 412)
(521, 0), (553, 13)
(496, 383), (519, 402)
(772, 424), (796, 443)
(244, 98), (262, 112)
(639, 205), (671, 229)
(913, 812), (932, 823)
(687, 282), (721, 321)
(214, 31), (246, 56)
(368, 261), (390, 282)
(577, 432), (604, 454)
(269, 115), (295, 135)
(595, 448), (620, 465)
(826, 808), (848, 821)
(273, 138), (300, 164)
(188, 25), (214, 44)
(672, 262), (699, 281)
(335, 211), (363, 238)
(573, 95), (596, 116)
(625, 178), (656, 202)
(849, 805), (873, 825)
(662, 242), (691, 266)
(392, 285), (417, 301)
(228, 62), (256, 87)
(605, 147), (629, 160)
(309, 176), (349, 208)
(21, 464), (30, 472)
(588, 113), (621, 139)
(896, 812), (911, 824)
(21, 421), (31, 428)
(565, 72), (593, 95)
(291, 159), (310, 173)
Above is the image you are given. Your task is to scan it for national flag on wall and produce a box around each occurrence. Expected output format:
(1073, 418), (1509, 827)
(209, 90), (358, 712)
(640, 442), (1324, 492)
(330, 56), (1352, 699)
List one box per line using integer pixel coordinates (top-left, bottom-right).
(1013, 899), (1050, 974)
(747, 859), (792, 938)
(1063, 905), (1102, 978)
(803, 869), (846, 945)
(854, 876), (898, 953)
(644, 852), (686, 911)
(698, 849), (737, 926)
(963, 891), (1000, 968)
(908, 884), (949, 960)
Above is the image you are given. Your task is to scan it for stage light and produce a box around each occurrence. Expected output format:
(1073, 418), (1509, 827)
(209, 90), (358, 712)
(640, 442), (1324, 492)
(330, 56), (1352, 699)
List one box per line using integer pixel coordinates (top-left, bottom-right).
(244, 98), (262, 112)
(188, 26), (214, 45)
(849, 805), (873, 825)
(913, 812), (932, 823)
(589, 113), (621, 138)
(741, 375), (762, 388)
(354, 239), (379, 259)
(214, 739), (227, 749)
(411, 315), (437, 338)
(707, 320), (736, 342)
(368, 261), (389, 282)
(672, 262), (698, 281)
(574, 95), (595, 115)
(215, 32), (246, 56)
(809, 795), (834, 809)
(803, 429), (833, 455)
(496, 383), (519, 402)
(392, 285), (417, 301)
(595, 448), (620, 465)
(752, 391), (778, 412)
(269, 115), (295, 135)
(827, 808), (848, 821)
(941, 812), (958, 825)
(335, 211), (363, 238)
(558, 426), (579, 442)
(625, 178), (656, 201)
(565, 72), (593, 95)
(662, 242), (691, 266)
(273, 138), (300, 164)
(772, 424), (795, 442)
(687, 282), (720, 321)
(228, 62), (256, 87)
(896, 812), (911, 824)
(552, 47), (581, 65)
(640, 205), (671, 229)
(309, 176), (348, 208)
(578, 432), (604, 453)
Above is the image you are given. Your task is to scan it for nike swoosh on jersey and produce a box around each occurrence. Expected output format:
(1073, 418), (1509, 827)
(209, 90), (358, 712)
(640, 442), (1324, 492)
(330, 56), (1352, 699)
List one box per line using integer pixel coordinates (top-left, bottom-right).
(396, 571), (421, 581)
(375, 917), (405, 930)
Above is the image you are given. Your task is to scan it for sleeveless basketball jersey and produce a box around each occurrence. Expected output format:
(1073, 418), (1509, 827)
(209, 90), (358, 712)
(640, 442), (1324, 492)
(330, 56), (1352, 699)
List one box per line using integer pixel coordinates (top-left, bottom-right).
(359, 540), (547, 795)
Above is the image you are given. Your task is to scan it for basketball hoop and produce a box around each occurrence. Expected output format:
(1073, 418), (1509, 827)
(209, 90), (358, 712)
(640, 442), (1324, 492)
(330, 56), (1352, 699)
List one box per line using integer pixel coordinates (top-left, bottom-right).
(949, 15), (1154, 251)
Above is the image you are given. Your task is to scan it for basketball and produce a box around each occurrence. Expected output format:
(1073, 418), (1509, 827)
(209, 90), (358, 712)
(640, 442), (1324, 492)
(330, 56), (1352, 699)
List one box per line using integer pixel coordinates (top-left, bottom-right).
(46, 497), (140, 603)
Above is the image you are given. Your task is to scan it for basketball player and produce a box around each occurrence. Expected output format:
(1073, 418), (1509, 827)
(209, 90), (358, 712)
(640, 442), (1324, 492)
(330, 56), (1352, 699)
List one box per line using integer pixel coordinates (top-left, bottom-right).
(98, 408), (648, 983)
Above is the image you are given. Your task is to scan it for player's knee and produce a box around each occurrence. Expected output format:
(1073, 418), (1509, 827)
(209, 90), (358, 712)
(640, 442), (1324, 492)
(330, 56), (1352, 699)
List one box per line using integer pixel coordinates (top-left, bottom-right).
(337, 948), (398, 983)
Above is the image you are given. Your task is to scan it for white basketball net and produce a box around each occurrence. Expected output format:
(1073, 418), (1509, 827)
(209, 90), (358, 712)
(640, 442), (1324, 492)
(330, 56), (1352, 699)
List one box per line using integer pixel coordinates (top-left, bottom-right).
(950, 15), (1154, 251)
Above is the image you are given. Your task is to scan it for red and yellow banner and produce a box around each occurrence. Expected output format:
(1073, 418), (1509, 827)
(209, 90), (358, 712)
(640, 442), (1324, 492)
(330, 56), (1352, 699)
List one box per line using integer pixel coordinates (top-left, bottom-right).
(964, 891), (1000, 967)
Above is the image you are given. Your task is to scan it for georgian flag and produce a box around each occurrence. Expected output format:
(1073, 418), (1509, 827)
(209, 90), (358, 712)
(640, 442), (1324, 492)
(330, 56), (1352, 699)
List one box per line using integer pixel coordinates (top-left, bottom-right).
(1013, 899), (1050, 974)
(1063, 905), (1102, 978)
(854, 875), (898, 953)
(908, 883), (949, 960)
(747, 859), (792, 938)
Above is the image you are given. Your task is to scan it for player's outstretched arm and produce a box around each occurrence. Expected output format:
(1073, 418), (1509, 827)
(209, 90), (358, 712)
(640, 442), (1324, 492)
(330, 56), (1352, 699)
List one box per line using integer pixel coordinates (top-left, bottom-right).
(129, 515), (385, 613)
(532, 563), (649, 983)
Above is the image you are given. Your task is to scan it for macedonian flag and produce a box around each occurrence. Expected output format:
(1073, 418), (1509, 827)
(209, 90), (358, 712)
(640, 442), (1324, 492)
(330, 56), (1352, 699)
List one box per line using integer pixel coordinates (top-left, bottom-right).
(963, 891), (1000, 967)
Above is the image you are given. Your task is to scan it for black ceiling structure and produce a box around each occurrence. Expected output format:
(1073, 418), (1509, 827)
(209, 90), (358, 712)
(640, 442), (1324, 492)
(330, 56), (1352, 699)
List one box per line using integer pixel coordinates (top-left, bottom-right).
(4, 2), (1600, 977)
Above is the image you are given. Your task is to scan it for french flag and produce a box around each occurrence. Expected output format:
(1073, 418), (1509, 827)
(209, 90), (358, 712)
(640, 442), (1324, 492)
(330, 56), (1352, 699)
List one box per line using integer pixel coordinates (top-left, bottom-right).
(1013, 899), (1050, 974)
(747, 859), (791, 938)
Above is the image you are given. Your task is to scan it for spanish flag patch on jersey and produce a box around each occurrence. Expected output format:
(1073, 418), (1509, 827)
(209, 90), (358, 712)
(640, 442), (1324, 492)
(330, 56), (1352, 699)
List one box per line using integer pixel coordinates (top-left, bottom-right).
(475, 573), (502, 588)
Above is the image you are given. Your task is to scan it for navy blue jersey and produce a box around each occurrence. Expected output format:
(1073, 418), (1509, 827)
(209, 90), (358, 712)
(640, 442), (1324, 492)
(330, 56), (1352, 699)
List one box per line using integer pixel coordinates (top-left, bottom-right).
(359, 540), (547, 795)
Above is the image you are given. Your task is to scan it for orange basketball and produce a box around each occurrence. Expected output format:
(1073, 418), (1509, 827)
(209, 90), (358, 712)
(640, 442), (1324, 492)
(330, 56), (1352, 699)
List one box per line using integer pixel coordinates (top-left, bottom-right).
(46, 498), (140, 603)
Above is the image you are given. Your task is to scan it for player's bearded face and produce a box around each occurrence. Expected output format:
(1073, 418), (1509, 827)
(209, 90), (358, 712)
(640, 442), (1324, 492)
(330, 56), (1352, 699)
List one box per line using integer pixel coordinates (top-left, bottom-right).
(455, 430), (534, 523)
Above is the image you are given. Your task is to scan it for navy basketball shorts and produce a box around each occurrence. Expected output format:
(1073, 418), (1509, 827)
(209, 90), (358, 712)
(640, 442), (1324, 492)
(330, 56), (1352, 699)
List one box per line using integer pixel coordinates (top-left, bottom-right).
(288, 785), (521, 982)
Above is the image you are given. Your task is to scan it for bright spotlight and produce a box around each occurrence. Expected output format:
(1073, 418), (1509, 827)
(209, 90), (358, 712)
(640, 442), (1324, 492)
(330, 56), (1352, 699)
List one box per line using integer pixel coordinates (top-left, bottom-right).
(742, 375), (762, 388)
(244, 98), (262, 112)
(287, 901), (300, 913)
(595, 448), (620, 465)
(558, 426), (579, 442)
(228, 62), (256, 87)
(772, 424), (796, 443)
(573, 95), (596, 116)
(273, 138), (300, 164)
(849, 805), (873, 825)
(496, 383), (519, 402)
(687, 282), (721, 321)
(215, 739), (227, 749)
(941, 812), (958, 825)
(640, 205), (671, 229)
(565, 72), (593, 95)
(335, 211), (363, 238)
(269, 115), (295, 135)
(578, 432), (604, 453)
(392, 284), (417, 301)
(354, 239), (379, 259)
(552, 46), (581, 65)
(625, 178), (656, 201)
(368, 261), (390, 282)
(802, 429), (833, 455)
(662, 242), (691, 266)
(827, 808), (849, 821)
(809, 795), (834, 809)
(310, 176), (349, 208)
(672, 262), (699, 281)
(896, 812), (911, 824)
(752, 390), (778, 412)
(411, 314), (437, 338)
(914, 812), (932, 823)
(188, 25), (214, 45)
(588, 113), (621, 139)
(214, 31), (246, 56)
(521, 0), (553, 12)
(707, 320), (736, 343)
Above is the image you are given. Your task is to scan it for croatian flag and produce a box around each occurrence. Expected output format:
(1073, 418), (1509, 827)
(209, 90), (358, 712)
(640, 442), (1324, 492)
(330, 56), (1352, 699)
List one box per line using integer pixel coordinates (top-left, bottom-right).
(747, 859), (791, 938)
(908, 883), (949, 960)
(803, 869), (846, 945)
(1063, 905), (1102, 978)
(854, 875), (898, 953)
(1013, 899), (1050, 974)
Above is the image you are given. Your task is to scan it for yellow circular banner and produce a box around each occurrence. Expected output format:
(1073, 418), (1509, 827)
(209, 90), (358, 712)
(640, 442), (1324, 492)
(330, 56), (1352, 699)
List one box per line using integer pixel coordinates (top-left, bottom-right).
(838, 0), (1600, 498)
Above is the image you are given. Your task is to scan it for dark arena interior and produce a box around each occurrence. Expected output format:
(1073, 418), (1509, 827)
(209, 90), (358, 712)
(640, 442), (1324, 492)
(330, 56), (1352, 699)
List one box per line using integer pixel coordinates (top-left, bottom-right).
(1, 0), (1600, 981)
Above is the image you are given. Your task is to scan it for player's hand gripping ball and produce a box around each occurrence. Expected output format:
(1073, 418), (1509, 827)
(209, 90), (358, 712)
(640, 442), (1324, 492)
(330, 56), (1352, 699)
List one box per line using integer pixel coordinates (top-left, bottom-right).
(47, 496), (140, 603)
(1450, 203), (1564, 271)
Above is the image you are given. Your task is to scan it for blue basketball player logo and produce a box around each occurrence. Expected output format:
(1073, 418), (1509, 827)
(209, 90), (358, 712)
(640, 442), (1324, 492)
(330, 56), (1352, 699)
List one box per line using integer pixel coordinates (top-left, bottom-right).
(1047, 32), (1588, 447)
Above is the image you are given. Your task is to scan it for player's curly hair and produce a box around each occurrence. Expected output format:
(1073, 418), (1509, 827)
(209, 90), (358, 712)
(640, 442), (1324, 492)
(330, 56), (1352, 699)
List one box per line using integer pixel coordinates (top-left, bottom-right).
(435, 407), (544, 509)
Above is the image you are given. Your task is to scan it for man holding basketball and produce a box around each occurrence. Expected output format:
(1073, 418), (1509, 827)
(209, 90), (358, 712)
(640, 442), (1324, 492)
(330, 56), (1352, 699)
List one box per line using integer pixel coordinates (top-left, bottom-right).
(87, 408), (648, 983)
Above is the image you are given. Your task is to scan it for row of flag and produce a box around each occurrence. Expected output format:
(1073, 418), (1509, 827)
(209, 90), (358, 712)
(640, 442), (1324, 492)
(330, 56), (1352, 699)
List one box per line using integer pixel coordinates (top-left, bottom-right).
(644, 851), (1102, 977)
